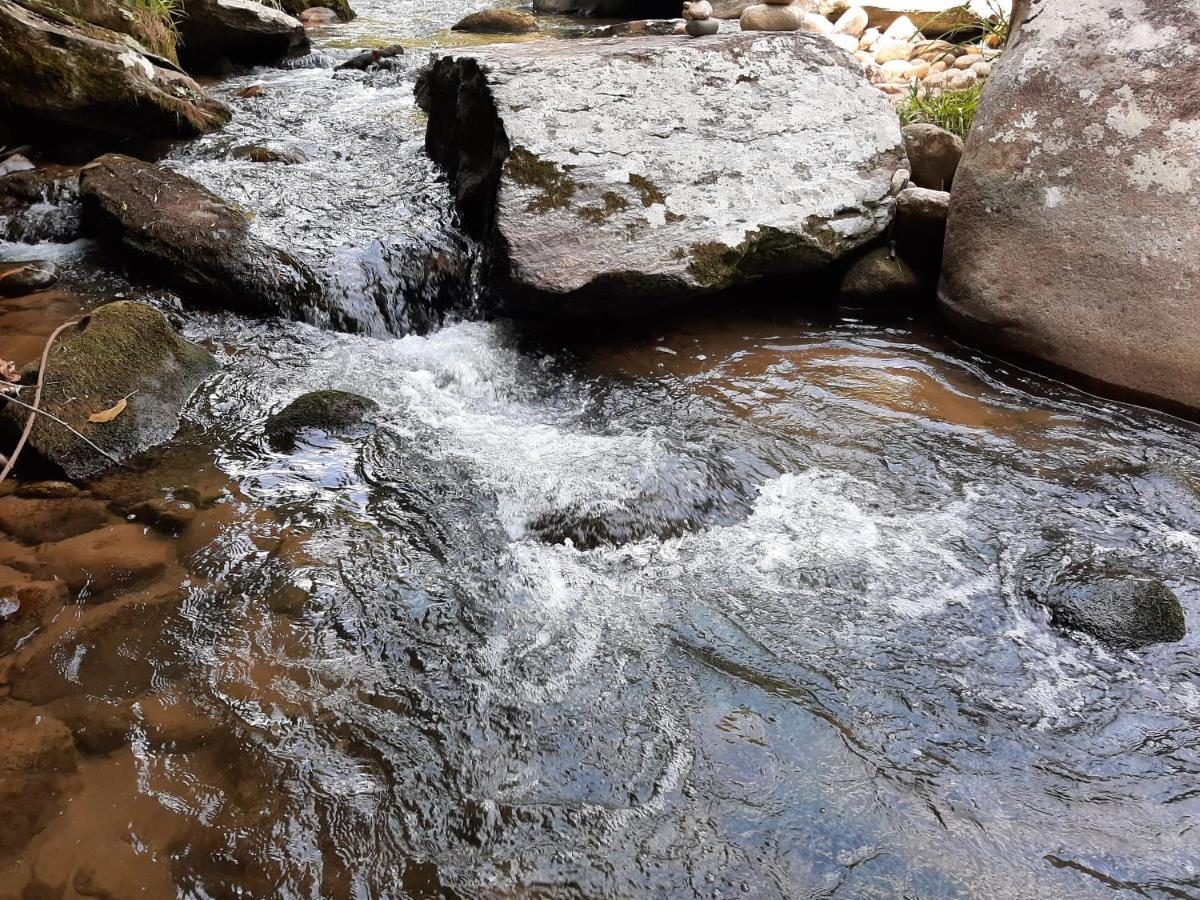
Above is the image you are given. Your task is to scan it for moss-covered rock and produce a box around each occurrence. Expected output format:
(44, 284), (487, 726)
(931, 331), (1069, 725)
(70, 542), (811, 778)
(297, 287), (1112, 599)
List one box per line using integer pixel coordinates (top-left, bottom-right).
(0, 301), (217, 480)
(452, 8), (537, 34)
(49, 0), (178, 61)
(79, 153), (327, 322)
(265, 390), (379, 449)
(0, 0), (229, 141)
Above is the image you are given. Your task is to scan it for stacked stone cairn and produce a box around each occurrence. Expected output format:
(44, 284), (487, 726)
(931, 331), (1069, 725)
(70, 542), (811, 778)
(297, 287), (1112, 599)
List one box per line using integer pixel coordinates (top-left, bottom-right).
(683, 0), (719, 35)
(728, 2), (1000, 101)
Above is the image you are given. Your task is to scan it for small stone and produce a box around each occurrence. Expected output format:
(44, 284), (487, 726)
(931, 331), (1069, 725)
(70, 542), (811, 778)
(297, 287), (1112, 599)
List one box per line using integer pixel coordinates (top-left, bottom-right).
(799, 11), (832, 33)
(954, 53), (984, 69)
(231, 144), (308, 164)
(880, 59), (910, 80)
(685, 16), (720, 34)
(881, 14), (917, 41)
(831, 4), (866, 37)
(235, 84), (268, 98)
(265, 390), (379, 449)
(945, 69), (978, 90)
(902, 122), (964, 190)
(128, 498), (197, 534)
(971, 61), (992, 78)
(828, 32), (859, 52)
(904, 60), (930, 79)
(876, 83), (906, 95)
(451, 8), (538, 33)
(0, 153), (34, 177)
(859, 26), (879, 47)
(875, 41), (913, 64)
(910, 38), (955, 63)
(922, 70), (946, 88)
(740, 3), (803, 30)
(683, 0), (713, 18)
(762, 0), (813, 6)
(930, 59), (948, 72)
(0, 260), (57, 296)
(838, 246), (925, 306)
(854, 50), (875, 67)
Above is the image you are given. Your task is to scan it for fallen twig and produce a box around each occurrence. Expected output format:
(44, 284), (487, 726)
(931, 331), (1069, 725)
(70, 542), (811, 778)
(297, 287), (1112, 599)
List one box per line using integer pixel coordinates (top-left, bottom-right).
(0, 319), (78, 484)
(0, 392), (122, 466)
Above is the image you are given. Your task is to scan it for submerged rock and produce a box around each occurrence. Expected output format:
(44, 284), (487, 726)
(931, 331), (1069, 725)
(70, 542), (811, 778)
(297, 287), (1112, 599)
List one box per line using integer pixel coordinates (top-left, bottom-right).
(0, 0), (229, 140)
(176, 0), (309, 69)
(265, 390), (379, 449)
(580, 19), (681, 37)
(1029, 561), (1187, 651)
(452, 8), (537, 33)
(0, 705), (79, 858)
(334, 43), (403, 71)
(0, 259), (57, 296)
(0, 301), (217, 480)
(79, 153), (326, 321)
(940, 0), (1200, 414)
(419, 33), (904, 313)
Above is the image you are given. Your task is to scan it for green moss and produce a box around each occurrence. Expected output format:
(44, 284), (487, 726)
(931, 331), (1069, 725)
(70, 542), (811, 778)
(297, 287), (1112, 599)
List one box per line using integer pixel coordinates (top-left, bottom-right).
(506, 147), (577, 214)
(686, 227), (823, 288)
(686, 241), (738, 287)
(576, 190), (629, 224)
(628, 173), (665, 207)
(265, 390), (378, 447)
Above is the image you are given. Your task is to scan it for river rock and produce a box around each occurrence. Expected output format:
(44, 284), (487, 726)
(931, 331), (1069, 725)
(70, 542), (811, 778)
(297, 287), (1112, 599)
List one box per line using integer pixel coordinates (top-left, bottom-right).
(79, 154), (326, 321)
(901, 122), (963, 190)
(839, 0), (1011, 34)
(832, 4), (867, 35)
(532, 0), (691, 16)
(279, 0), (354, 21)
(740, 3), (804, 30)
(298, 5), (338, 24)
(452, 8), (537, 33)
(0, 168), (82, 243)
(940, 0), (1200, 414)
(418, 34), (905, 312)
(0, 301), (217, 480)
(176, 0), (309, 69)
(48, 0), (180, 59)
(265, 390), (379, 450)
(0, 705), (79, 858)
(1028, 559), (1187, 650)
(0, 0), (230, 141)
(838, 245), (925, 306)
(686, 16), (720, 34)
(581, 18), (681, 36)
(334, 43), (403, 70)
(893, 185), (947, 278)
(0, 259), (57, 296)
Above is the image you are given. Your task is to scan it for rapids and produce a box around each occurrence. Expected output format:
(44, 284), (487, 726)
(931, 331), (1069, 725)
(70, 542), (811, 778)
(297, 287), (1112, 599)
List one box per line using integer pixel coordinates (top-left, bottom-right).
(1, 1), (1199, 897)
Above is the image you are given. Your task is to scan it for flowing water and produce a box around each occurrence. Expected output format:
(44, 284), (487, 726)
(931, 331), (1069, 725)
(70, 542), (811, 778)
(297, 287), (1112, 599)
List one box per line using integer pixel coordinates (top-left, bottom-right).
(2, 3), (1200, 898)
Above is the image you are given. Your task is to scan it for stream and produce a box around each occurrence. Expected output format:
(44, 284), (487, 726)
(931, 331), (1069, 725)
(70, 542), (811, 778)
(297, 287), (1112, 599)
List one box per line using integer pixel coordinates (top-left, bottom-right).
(2, 1), (1200, 897)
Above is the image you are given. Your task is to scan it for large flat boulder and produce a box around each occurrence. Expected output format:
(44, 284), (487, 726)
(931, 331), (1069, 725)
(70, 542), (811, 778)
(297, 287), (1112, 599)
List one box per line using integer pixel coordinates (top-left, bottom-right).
(0, 0), (229, 140)
(0, 301), (216, 479)
(418, 34), (905, 313)
(939, 0), (1200, 414)
(177, 0), (308, 69)
(79, 154), (327, 322)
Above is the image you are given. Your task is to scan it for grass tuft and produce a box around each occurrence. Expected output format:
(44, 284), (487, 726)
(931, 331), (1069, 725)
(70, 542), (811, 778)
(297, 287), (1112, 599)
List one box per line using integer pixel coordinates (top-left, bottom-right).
(127, 0), (181, 60)
(897, 81), (984, 141)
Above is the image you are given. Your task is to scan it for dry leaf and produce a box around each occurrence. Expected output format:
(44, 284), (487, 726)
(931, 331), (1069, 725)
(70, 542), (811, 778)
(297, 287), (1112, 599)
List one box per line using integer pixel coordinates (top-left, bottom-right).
(88, 397), (127, 423)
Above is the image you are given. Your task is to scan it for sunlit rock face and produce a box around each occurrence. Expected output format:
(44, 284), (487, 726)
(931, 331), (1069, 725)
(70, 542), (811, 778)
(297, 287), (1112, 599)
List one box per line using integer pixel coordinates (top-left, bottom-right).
(940, 0), (1200, 414)
(418, 33), (906, 314)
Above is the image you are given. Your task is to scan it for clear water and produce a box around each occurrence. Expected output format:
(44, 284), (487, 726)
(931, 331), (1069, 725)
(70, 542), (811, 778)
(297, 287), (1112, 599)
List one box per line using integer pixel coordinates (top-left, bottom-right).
(1, 3), (1199, 897)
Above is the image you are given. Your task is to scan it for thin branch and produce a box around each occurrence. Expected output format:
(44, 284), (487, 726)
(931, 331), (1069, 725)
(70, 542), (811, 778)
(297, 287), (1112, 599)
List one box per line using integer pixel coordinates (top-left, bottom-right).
(0, 320), (78, 483)
(0, 392), (122, 466)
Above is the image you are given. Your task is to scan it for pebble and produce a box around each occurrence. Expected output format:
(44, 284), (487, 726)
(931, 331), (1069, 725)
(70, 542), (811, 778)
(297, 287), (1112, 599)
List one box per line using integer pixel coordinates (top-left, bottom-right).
(875, 41), (914, 64)
(922, 71), (947, 89)
(298, 6), (338, 25)
(740, 3), (804, 30)
(946, 69), (978, 90)
(904, 60), (931, 80)
(831, 4), (867, 38)
(683, 0), (712, 19)
(971, 61), (992, 78)
(954, 53), (984, 69)
(685, 16), (719, 34)
(880, 59), (911, 81)
(859, 26), (880, 48)
(829, 32), (859, 52)
(800, 11), (833, 34)
(882, 14), (918, 41)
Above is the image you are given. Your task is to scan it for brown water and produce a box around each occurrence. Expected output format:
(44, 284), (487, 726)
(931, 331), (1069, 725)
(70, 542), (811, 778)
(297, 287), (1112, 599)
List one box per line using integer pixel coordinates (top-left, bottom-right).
(3, 1), (1200, 895)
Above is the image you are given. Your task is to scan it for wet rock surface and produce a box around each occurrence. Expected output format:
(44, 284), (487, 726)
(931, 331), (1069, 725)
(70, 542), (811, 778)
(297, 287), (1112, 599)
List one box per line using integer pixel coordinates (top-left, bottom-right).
(0, 301), (217, 479)
(0, 0), (229, 140)
(420, 33), (904, 312)
(838, 244), (925, 306)
(265, 389), (379, 448)
(176, 0), (309, 69)
(0, 167), (82, 243)
(452, 7), (537, 33)
(1026, 555), (1187, 650)
(79, 153), (328, 322)
(901, 122), (963, 191)
(940, 0), (1200, 414)
(0, 260), (57, 296)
